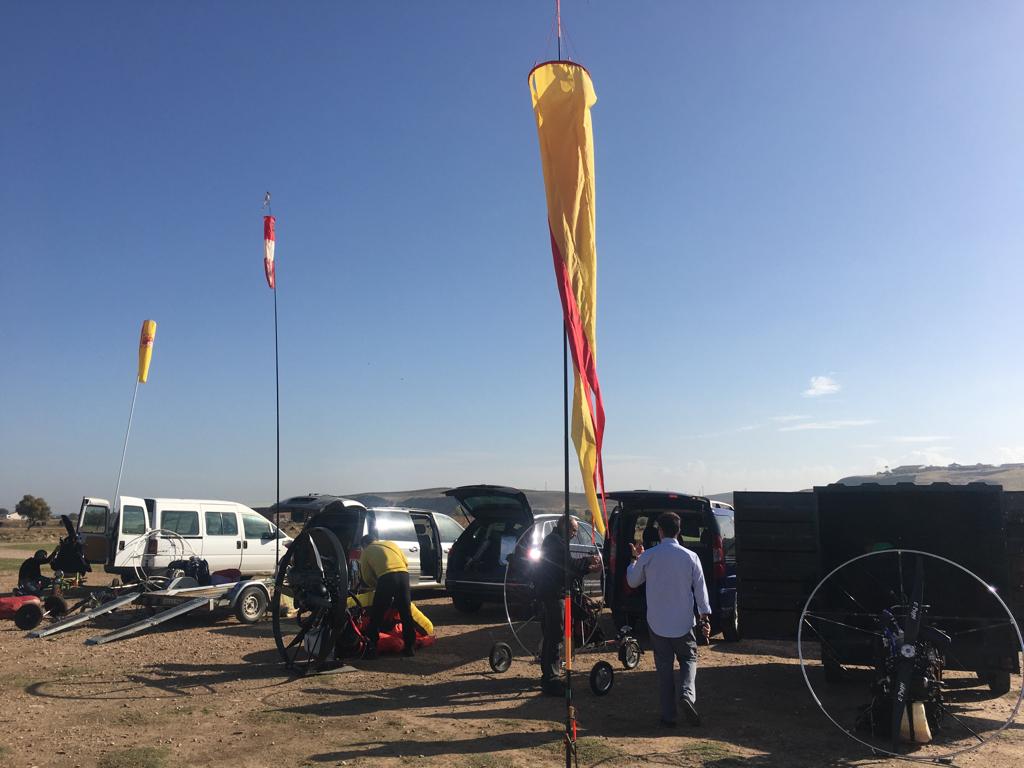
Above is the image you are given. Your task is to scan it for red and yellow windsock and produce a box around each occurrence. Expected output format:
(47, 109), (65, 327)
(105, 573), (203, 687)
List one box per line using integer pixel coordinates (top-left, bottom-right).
(529, 61), (607, 535)
(263, 215), (276, 289)
(137, 320), (157, 383)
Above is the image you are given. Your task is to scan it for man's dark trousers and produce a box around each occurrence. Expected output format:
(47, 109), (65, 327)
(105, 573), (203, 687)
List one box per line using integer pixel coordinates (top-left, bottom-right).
(367, 571), (417, 652)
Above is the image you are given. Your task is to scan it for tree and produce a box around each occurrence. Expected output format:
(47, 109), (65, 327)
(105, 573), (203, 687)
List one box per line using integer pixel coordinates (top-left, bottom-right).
(16, 495), (51, 529)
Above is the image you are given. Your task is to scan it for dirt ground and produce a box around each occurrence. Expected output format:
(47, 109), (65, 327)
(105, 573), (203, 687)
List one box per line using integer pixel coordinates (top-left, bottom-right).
(0, 550), (1021, 768)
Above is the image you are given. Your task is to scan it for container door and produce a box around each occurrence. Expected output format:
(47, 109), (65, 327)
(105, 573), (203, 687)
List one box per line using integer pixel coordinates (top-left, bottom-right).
(201, 504), (243, 573)
(240, 509), (284, 576)
(374, 509), (421, 583)
(77, 497), (110, 564)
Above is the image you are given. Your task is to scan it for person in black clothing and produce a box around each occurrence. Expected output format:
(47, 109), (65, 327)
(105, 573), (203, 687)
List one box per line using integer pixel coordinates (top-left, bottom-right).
(535, 516), (601, 696)
(18, 549), (53, 596)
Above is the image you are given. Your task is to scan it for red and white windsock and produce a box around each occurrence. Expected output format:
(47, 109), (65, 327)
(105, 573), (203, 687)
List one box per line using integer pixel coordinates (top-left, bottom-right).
(263, 215), (276, 289)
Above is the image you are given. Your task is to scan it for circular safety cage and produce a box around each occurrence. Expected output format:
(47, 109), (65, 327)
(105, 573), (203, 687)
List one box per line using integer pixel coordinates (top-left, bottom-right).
(798, 548), (1024, 762)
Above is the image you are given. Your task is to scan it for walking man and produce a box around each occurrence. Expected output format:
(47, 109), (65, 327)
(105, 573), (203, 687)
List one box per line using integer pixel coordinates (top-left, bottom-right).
(627, 512), (711, 727)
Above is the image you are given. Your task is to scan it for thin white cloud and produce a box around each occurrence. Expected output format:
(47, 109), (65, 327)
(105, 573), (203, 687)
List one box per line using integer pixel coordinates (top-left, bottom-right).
(803, 375), (840, 398)
(780, 419), (876, 432)
(889, 436), (951, 443)
(771, 415), (810, 423)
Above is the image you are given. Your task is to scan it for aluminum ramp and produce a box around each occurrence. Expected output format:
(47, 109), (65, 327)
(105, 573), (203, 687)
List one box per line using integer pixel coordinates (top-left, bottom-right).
(85, 596), (212, 645)
(28, 592), (141, 639)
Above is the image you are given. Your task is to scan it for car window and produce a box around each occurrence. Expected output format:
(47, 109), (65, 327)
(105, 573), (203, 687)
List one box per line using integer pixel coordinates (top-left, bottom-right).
(242, 513), (272, 539)
(122, 505), (147, 536)
(161, 510), (200, 536)
(375, 510), (417, 542)
(206, 511), (239, 536)
(434, 514), (464, 543)
(713, 511), (735, 553)
(574, 520), (603, 549)
(80, 504), (108, 534)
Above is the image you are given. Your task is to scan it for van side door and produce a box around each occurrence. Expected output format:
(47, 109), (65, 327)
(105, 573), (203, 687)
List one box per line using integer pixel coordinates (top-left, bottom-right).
(77, 497), (111, 565)
(374, 509), (421, 584)
(201, 503), (243, 573)
(111, 496), (150, 570)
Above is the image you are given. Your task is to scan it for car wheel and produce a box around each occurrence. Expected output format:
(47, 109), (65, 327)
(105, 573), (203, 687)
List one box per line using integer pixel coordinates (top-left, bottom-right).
(235, 585), (268, 624)
(488, 642), (513, 673)
(618, 638), (641, 670)
(43, 595), (69, 618)
(986, 671), (1012, 697)
(15, 602), (44, 631)
(589, 661), (614, 696)
(452, 596), (482, 614)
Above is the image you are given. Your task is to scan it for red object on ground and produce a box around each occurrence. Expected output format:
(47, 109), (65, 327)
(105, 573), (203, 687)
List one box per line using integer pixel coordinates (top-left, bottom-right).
(359, 608), (436, 654)
(0, 595), (42, 620)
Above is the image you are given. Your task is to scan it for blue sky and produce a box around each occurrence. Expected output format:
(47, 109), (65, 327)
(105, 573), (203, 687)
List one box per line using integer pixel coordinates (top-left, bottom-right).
(3, 2), (1023, 516)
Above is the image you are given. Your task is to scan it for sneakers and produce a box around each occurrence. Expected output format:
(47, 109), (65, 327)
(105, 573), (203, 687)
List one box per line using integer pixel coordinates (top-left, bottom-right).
(680, 698), (701, 727)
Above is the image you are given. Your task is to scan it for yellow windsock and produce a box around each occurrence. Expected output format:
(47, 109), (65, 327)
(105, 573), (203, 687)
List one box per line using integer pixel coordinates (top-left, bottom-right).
(137, 320), (157, 383)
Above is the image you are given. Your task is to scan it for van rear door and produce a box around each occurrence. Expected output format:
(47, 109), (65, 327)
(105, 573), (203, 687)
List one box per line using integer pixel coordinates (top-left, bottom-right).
(77, 497), (111, 564)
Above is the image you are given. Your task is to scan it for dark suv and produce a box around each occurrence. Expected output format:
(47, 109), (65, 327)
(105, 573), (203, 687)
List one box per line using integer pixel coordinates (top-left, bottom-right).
(443, 485), (602, 613)
(603, 491), (738, 641)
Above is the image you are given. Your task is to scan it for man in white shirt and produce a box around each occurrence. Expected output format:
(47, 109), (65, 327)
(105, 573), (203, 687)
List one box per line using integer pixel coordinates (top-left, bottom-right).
(626, 511), (712, 727)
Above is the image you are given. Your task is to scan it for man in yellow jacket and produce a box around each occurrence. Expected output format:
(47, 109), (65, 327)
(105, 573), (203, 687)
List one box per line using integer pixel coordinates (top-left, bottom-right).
(359, 534), (417, 658)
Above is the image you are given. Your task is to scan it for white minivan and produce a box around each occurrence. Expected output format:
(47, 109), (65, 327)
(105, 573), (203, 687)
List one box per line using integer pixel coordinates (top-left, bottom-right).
(77, 496), (289, 579)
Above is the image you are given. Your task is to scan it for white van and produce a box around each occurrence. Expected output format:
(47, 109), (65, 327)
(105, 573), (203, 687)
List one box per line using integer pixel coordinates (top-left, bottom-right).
(77, 496), (290, 578)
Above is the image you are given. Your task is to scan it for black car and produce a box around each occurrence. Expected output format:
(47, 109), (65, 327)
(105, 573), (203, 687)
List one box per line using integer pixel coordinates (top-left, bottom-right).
(444, 485), (602, 613)
(603, 491), (738, 641)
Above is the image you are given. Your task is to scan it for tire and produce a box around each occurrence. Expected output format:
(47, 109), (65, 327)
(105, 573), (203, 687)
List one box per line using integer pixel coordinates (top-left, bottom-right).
(15, 602), (44, 631)
(722, 604), (741, 642)
(488, 642), (513, 673)
(618, 638), (641, 670)
(43, 595), (69, 618)
(986, 671), (1012, 697)
(452, 596), (482, 614)
(234, 585), (268, 624)
(589, 661), (614, 696)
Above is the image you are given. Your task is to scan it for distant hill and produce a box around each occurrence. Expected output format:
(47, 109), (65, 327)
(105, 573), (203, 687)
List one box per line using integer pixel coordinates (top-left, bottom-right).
(835, 463), (1024, 490)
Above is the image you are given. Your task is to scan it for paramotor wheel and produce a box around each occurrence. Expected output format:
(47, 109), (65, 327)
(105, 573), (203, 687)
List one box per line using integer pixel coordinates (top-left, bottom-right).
(271, 526), (349, 673)
(798, 548), (1024, 762)
(501, 520), (606, 660)
(489, 642), (513, 673)
(619, 638), (641, 670)
(589, 660), (614, 696)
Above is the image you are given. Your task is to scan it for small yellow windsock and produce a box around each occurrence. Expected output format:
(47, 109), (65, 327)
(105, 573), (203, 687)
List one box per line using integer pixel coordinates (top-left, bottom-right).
(137, 320), (157, 383)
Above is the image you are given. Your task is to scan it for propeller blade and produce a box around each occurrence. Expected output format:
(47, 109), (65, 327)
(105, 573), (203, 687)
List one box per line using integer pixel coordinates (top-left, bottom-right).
(891, 658), (915, 750)
(904, 555), (925, 644)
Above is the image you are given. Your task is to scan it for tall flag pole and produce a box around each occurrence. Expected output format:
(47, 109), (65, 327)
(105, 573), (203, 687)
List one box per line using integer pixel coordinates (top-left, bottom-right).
(531, 14), (607, 762)
(263, 193), (281, 569)
(112, 320), (157, 515)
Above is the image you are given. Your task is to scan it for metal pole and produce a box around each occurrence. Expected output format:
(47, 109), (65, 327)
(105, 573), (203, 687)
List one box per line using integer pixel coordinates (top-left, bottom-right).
(112, 378), (140, 516)
(273, 281), (281, 570)
(563, 324), (574, 768)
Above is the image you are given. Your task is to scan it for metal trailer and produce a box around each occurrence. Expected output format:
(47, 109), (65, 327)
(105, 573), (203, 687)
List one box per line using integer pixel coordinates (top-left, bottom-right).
(29, 577), (273, 644)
